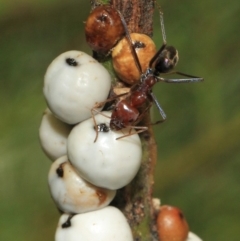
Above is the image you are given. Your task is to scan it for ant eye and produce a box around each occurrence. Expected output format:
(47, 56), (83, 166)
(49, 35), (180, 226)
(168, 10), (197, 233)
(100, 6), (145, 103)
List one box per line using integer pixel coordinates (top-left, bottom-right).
(85, 6), (125, 54)
(112, 33), (156, 85)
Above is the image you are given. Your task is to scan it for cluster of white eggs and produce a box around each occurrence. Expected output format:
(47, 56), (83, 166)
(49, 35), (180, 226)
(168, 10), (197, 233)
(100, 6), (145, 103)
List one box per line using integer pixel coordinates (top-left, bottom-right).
(39, 50), (143, 240)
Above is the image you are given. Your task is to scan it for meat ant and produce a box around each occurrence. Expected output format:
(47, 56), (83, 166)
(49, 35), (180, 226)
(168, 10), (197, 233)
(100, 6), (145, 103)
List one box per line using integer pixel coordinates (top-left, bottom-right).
(92, 8), (203, 142)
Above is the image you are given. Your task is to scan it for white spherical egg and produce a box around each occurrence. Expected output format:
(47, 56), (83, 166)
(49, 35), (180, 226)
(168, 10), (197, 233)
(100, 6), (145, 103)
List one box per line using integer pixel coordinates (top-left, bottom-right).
(187, 232), (203, 241)
(39, 108), (72, 161)
(67, 111), (142, 190)
(43, 50), (112, 124)
(48, 155), (116, 214)
(55, 206), (133, 241)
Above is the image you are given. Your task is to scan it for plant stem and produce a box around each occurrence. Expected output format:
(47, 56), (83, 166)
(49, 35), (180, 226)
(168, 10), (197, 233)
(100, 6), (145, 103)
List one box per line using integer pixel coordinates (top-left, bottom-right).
(89, 1), (158, 240)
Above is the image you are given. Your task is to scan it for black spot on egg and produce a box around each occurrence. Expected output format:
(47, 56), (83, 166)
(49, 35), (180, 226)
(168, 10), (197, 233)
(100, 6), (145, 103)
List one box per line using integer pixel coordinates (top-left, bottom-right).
(61, 215), (74, 228)
(66, 58), (78, 66)
(56, 164), (64, 177)
(133, 41), (146, 49)
(62, 219), (71, 228)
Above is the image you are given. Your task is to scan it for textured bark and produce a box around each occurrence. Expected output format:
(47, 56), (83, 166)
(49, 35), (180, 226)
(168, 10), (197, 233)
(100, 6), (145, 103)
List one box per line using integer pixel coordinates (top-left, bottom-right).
(89, 1), (158, 240)
(111, 0), (154, 36)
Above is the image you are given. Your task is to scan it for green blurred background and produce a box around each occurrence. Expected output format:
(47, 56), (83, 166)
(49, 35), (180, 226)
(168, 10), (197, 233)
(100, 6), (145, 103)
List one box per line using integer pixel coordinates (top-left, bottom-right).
(0, 0), (239, 240)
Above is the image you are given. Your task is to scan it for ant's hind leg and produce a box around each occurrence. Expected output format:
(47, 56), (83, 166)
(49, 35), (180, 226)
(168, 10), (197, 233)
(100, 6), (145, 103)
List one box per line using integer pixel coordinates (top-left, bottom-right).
(116, 126), (148, 140)
(151, 119), (166, 126)
(149, 92), (167, 122)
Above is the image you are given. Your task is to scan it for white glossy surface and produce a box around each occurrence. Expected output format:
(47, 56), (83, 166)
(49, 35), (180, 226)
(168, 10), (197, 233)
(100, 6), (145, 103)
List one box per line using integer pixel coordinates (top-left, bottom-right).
(187, 231), (203, 241)
(67, 111), (142, 190)
(39, 109), (72, 161)
(55, 206), (133, 241)
(48, 156), (116, 214)
(43, 50), (111, 124)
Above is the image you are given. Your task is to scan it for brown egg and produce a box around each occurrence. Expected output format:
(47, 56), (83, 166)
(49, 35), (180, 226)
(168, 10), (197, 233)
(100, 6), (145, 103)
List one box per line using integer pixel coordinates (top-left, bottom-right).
(112, 33), (156, 85)
(85, 5), (125, 54)
(157, 205), (189, 241)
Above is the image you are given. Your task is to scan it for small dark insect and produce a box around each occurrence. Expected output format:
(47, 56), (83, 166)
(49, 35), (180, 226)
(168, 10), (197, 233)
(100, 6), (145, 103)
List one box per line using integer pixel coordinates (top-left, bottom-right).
(93, 8), (203, 141)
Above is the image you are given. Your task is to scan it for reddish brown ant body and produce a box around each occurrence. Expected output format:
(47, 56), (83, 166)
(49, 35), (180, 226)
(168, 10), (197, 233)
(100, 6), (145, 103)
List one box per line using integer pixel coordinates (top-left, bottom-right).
(93, 8), (203, 141)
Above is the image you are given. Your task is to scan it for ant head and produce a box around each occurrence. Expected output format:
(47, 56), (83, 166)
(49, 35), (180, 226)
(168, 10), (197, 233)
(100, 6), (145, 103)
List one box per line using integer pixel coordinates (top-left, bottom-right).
(154, 46), (179, 75)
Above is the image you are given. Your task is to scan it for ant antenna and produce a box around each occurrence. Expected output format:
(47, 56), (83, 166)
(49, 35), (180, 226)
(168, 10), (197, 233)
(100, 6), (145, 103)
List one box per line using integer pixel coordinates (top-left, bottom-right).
(148, 4), (169, 69)
(159, 11), (167, 45)
(154, 1), (167, 44)
(116, 9), (143, 76)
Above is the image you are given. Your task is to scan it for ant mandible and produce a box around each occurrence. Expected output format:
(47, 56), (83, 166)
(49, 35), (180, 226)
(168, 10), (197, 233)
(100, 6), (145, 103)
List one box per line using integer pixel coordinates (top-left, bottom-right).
(94, 8), (203, 141)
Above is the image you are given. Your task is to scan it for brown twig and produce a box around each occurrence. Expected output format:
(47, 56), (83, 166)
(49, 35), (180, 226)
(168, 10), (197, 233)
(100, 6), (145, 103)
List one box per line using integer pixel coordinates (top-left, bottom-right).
(89, 0), (158, 240)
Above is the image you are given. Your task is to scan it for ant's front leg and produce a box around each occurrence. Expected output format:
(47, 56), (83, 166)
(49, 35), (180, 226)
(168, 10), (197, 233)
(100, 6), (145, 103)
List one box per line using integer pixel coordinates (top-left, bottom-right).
(116, 126), (148, 140)
(157, 72), (204, 83)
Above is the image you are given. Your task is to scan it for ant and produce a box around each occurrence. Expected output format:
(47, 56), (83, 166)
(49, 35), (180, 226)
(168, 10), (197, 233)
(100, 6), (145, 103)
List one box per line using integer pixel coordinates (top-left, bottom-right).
(93, 7), (203, 142)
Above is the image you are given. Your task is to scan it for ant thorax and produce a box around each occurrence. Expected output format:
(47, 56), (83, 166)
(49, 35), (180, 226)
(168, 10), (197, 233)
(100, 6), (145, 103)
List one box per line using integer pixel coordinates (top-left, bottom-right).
(110, 100), (139, 131)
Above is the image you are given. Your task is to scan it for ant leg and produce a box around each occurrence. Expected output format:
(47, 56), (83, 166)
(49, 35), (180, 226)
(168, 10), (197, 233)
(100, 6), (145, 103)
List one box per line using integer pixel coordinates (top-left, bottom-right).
(116, 126), (148, 140)
(91, 91), (129, 142)
(149, 43), (167, 69)
(116, 9), (143, 75)
(91, 100), (113, 143)
(149, 92), (167, 121)
(149, 4), (167, 69)
(156, 73), (203, 83)
(91, 90), (130, 120)
(159, 9), (167, 44)
(174, 71), (204, 82)
(91, 107), (113, 119)
(91, 108), (113, 142)
(91, 94), (123, 143)
(91, 90), (130, 116)
(153, 0), (167, 44)
(91, 108), (100, 143)
(94, 91), (130, 110)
